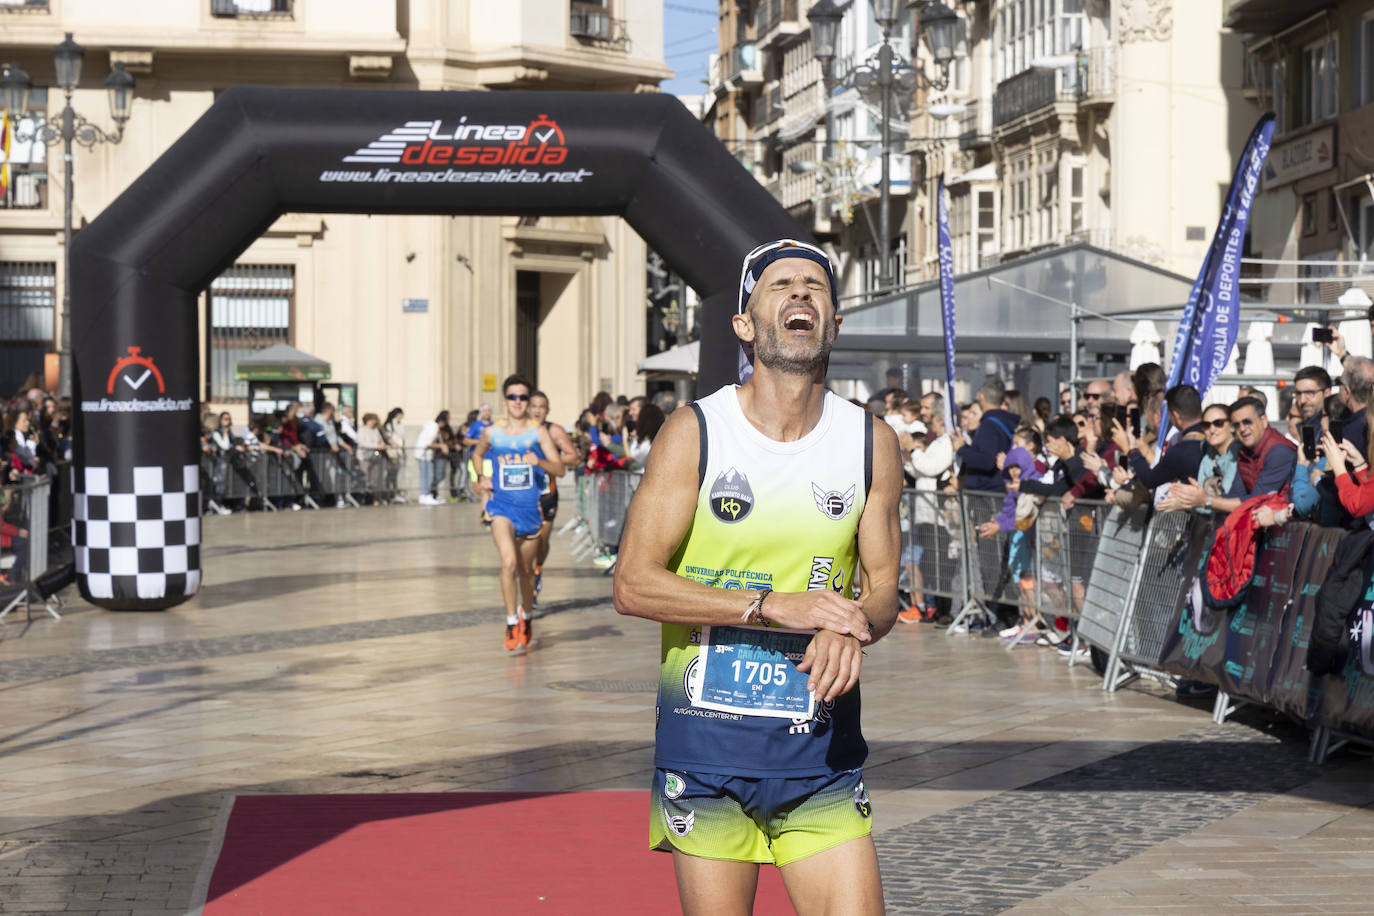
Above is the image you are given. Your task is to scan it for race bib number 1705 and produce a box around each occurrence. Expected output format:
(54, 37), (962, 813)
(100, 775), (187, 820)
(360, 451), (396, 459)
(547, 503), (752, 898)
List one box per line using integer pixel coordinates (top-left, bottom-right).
(693, 624), (814, 719)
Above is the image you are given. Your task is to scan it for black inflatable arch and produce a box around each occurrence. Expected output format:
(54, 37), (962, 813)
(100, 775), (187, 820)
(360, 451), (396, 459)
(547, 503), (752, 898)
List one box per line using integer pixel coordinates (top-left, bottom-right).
(71, 87), (808, 610)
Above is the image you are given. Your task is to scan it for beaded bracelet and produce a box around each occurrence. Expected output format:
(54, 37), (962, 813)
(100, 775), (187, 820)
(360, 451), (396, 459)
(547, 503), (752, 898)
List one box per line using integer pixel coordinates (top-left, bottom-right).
(741, 588), (771, 627)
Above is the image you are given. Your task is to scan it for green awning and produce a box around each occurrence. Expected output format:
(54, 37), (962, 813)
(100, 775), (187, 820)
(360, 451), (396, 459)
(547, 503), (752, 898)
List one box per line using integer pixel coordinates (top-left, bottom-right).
(233, 343), (331, 381)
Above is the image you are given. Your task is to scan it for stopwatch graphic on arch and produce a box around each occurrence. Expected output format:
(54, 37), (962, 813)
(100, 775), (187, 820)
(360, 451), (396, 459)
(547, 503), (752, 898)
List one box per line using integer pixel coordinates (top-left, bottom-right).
(521, 113), (565, 148)
(106, 346), (166, 396)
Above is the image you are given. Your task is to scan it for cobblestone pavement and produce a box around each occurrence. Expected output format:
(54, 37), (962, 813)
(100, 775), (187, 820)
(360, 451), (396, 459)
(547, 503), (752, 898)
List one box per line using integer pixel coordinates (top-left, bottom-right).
(1, 507), (1372, 915)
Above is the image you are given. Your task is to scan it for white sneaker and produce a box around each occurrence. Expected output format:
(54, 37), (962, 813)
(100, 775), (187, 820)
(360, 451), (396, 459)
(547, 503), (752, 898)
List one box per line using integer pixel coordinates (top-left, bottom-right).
(999, 625), (1023, 639)
(290, 503), (302, 511)
(214, 504), (231, 516)
(949, 623), (969, 634)
(391, 495), (406, 504)
(335, 498), (347, 508)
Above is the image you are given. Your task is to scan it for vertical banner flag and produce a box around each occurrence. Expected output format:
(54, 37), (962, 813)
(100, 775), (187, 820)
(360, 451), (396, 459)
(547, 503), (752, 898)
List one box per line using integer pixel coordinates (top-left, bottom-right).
(1163, 113), (1276, 430)
(937, 176), (957, 433)
(0, 109), (10, 201)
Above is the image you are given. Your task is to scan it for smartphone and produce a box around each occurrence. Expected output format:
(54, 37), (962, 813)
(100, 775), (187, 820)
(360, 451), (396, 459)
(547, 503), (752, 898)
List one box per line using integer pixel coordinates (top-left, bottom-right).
(1114, 404), (1129, 428)
(1313, 327), (1335, 344)
(1332, 419), (1345, 444)
(1116, 452), (1129, 470)
(1302, 425), (1318, 461)
(1129, 406), (1142, 437)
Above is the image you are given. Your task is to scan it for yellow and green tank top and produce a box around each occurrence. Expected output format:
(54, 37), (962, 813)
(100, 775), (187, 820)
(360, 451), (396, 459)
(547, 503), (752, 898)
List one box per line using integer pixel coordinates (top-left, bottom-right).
(655, 385), (872, 778)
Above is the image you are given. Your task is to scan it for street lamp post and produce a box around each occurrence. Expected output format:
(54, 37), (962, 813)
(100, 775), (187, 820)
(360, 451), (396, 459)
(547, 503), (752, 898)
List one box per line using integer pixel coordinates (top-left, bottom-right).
(807, 1), (964, 291)
(2, 34), (135, 398)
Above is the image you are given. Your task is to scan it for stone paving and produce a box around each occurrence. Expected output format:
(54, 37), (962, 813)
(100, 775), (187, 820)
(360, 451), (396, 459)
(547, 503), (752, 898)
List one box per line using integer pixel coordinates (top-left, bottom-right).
(0, 505), (1371, 915)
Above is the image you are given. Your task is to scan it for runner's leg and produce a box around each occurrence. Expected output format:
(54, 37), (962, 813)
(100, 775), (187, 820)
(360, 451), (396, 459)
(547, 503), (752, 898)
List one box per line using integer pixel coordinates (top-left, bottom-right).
(778, 835), (884, 916)
(672, 851), (759, 916)
(490, 516), (521, 620)
(517, 534), (540, 612)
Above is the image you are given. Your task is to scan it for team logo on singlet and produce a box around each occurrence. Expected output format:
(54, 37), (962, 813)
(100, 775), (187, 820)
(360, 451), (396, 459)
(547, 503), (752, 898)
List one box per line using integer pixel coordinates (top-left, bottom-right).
(811, 483), (855, 520)
(664, 772), (686, 799)
(710, 468), (754, 523)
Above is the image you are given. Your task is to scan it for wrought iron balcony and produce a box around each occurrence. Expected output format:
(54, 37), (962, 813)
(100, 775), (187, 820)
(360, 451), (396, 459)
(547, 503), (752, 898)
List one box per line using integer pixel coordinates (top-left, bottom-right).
(992, 68), (1073, 128)
(957, 99), (990, 149)
(570, 2), (631, 51)
(725, 44), (764, 87)
(751, 85), (784, 130)
(754, 0), (801, 47)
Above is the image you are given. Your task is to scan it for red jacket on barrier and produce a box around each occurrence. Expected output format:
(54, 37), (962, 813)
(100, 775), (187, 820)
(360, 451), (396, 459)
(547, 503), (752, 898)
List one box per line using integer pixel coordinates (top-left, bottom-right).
(1205, 492), (1289, 610)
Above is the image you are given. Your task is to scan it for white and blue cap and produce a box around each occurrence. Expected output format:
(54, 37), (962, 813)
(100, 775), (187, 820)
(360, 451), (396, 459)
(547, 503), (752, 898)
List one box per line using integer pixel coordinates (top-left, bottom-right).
(735, 239), (837, 381)
(737, 238), (836, 315)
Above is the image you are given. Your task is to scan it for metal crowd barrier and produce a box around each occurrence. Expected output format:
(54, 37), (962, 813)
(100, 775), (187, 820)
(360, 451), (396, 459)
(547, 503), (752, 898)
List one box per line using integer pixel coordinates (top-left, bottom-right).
(199, 445), (487, 512)
(899, 489), (965, 607)
(0, 474), (57, 622)
(563, 469), (642, 572)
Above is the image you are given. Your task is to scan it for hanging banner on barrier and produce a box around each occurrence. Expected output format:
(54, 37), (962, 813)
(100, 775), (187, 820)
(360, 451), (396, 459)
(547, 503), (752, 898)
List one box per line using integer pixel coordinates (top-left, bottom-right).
(936, 177), (957, 434)
(1163, 113), (1275, 430)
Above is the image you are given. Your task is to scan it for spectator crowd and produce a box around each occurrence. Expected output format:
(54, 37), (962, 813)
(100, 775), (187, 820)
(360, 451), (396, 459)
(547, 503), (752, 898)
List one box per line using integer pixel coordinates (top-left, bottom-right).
(878, 319), (1374, 682)
(195, 387), (682, 515)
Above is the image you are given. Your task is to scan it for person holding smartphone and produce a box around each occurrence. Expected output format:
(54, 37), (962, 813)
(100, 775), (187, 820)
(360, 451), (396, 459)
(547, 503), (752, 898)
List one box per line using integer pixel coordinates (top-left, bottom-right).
(1110, 385), (1207, 500)
(1169, 396), (1297, 514)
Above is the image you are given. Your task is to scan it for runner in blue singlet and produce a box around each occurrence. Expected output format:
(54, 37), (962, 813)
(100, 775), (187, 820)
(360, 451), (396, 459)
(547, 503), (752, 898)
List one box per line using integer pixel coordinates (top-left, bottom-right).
(472, 375), (564, 652)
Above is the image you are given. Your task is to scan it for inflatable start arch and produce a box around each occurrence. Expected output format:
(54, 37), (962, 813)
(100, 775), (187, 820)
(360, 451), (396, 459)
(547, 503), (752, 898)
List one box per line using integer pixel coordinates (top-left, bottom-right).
(71, 88), (808, 610)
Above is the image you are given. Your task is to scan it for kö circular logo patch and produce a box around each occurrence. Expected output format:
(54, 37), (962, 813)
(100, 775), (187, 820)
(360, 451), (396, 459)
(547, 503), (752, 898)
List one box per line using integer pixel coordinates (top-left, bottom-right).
(710, 468), (754, 523)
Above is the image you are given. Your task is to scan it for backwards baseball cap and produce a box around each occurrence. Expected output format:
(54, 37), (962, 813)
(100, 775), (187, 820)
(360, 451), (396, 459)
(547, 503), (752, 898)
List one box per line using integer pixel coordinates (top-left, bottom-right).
(737, 238), (836, 315)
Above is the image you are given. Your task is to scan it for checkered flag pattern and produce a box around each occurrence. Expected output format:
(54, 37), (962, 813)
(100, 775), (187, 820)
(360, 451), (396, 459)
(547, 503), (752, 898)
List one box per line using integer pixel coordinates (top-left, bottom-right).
(72, 465), (202, 601)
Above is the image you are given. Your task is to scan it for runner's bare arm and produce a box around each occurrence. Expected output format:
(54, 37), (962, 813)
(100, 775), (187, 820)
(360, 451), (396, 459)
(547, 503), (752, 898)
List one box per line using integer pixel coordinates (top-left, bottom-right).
(854, 416), (903, 641)
(795, 417), (902, 701)
(548, 424), (579, 467)
(614, 407), (872, 640)
(533, 426), (564, 478)
(472, 427), (493, 493)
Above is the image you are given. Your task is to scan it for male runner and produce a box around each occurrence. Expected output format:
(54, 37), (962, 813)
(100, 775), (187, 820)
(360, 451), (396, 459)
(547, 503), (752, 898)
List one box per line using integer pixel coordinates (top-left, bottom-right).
(473, 375), (564, 651)
(527, 391), (580, 601)
(614, 239), (901, 915)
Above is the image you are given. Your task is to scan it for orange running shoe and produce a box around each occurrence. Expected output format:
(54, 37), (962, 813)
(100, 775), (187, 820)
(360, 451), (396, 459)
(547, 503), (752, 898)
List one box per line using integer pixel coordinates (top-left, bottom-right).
(897, 606), (924, 624)
(504, 621), (521, 651)
(517, 607), (531, 647)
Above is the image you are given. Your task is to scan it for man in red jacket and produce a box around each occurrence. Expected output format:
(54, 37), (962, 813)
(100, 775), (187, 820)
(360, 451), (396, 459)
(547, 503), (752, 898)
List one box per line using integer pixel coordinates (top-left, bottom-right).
(1168, 396), (1296, 515)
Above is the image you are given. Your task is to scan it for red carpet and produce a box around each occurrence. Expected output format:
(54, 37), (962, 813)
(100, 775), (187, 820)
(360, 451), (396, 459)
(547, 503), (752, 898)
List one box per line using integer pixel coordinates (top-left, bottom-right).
(200, 792), (794, 915)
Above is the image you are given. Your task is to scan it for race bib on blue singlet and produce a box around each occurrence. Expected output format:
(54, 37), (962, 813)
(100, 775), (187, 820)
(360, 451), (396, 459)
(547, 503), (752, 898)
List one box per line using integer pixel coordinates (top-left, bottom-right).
(500, 463), (533, 490)
(694, 625), (815, 719)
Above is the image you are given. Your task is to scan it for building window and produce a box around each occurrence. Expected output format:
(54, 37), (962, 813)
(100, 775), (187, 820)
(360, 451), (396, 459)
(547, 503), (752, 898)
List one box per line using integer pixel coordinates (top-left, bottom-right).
(995, 0), (1086, 82)
(1302, 194), (1317, 236)
(1068, 162), (1084, 233)
(210, 0), (292, 16)
(206, 265), (294, 402)
(1355, 13), (1374, 109)
(1298, 35), (1338, 128)
(977, 189), (997, 266)
(0, 262), (55, 395)
(1329, 189), (1339, 231)
(1, 89), (48, 210)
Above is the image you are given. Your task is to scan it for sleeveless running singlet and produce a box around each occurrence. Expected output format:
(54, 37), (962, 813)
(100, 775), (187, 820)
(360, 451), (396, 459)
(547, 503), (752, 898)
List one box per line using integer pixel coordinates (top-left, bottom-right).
(485, 422), (545, 537)
(655, 385), (871, 778)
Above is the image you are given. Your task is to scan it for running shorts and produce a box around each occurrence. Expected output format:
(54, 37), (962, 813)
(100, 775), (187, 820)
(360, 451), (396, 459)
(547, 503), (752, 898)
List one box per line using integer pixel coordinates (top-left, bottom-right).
(483, 498), (542, 539)
(539, 490), (559, 523)
(649, 767), (872, 867)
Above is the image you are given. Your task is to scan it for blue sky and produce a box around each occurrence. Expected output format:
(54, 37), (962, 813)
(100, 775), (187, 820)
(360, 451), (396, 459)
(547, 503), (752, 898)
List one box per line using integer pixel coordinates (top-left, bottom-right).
(661, 1), (719, 97)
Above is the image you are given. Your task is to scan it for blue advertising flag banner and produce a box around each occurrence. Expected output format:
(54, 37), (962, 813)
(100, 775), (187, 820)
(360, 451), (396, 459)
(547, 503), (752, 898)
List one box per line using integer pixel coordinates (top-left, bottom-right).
(937, 177), (957, 431)
(1164, 114), (1276, 428)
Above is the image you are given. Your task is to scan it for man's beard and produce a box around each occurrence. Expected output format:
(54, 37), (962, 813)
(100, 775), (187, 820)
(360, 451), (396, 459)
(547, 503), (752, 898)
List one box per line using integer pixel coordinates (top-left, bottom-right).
(753, 316), (837, 376)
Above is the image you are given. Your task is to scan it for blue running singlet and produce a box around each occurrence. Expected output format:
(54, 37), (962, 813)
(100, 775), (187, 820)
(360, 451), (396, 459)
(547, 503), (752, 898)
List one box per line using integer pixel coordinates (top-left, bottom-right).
(483, 422), (545, 538)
